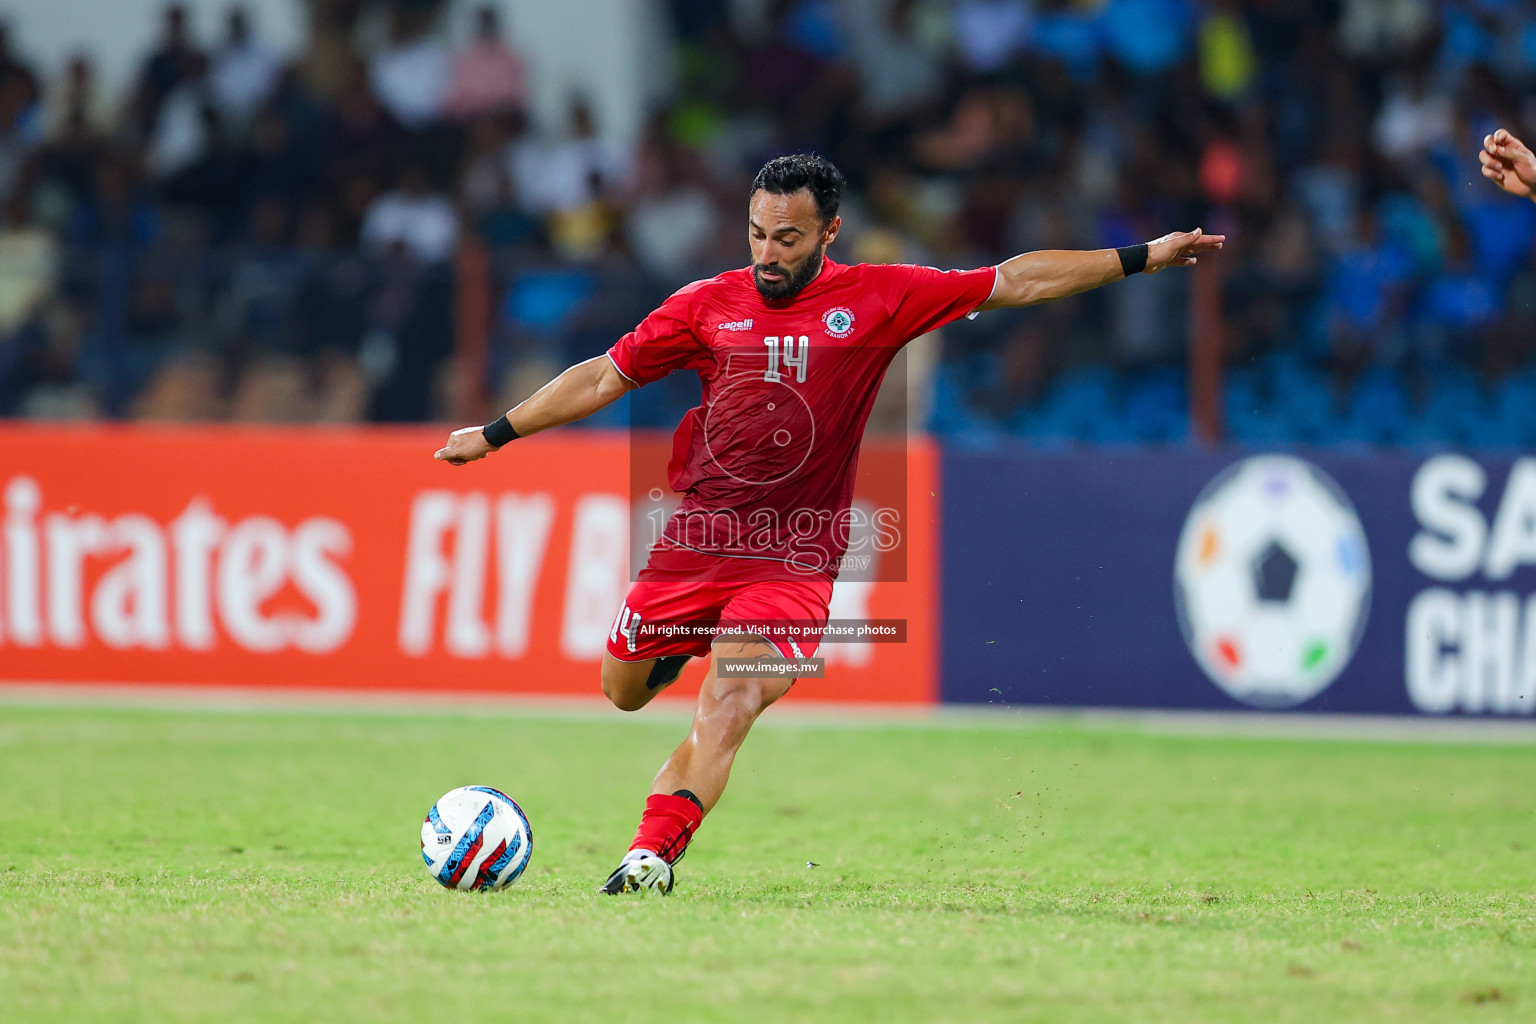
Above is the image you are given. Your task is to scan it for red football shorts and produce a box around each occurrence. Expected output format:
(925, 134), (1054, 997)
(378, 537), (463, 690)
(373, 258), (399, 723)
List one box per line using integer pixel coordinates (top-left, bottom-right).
(606, 548), (834, 662)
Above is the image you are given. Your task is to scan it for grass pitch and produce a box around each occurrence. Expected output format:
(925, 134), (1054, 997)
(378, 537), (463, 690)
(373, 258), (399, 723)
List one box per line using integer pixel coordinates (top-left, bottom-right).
(0, 699), (1532, 1023)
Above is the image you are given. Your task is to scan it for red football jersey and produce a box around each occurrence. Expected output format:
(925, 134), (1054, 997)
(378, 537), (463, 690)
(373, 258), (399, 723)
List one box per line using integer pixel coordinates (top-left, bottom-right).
(608, 258), (996, 580)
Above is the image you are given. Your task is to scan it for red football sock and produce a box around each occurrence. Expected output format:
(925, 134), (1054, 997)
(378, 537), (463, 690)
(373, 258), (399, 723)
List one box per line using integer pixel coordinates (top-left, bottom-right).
(630, 792), (704, 864)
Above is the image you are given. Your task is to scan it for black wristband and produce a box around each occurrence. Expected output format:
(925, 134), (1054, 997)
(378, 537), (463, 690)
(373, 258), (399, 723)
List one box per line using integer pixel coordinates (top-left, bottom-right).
(1116, 243), (1149, 277)
(481, 414), (519, 447)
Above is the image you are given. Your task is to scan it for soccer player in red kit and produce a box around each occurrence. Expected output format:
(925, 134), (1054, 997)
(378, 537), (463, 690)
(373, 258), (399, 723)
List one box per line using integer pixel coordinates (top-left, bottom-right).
(435, 154), (1223, 893)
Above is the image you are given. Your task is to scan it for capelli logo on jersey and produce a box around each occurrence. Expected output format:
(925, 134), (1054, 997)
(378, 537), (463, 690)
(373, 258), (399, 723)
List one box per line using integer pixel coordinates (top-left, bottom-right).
(716, 318), (755, 332)
(822, 307), (855, 338)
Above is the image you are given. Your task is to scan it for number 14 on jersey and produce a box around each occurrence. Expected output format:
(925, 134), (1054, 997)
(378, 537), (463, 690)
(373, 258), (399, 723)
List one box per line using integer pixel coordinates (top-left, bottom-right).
(764, 336), (808, 383)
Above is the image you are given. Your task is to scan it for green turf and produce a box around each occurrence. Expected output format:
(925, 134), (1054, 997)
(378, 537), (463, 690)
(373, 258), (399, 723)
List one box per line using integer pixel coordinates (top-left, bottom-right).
(0, 702), (1532, 1023)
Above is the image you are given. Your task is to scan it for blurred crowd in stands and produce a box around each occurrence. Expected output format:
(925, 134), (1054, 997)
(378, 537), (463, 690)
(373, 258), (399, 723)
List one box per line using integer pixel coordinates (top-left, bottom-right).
(0, 0), (1533, 445)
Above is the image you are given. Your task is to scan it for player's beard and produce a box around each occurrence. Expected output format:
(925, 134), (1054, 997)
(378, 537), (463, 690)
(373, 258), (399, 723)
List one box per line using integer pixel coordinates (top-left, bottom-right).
(753, 247), (824, 301)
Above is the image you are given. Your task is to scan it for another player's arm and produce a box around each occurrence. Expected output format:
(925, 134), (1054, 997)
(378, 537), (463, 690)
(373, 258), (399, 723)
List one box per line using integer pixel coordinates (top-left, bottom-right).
(977, 229), (1225, 311)
(434, 355), (636, 466)
(1479, 128), (1536, 203)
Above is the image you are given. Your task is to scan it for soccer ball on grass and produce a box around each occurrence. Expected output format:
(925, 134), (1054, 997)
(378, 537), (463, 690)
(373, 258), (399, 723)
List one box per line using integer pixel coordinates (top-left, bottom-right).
(421, 786), (533, 890)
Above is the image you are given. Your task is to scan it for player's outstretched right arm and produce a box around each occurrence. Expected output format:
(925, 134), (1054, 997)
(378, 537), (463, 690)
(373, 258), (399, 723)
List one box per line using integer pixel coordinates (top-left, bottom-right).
(1480, 129), (1536, 202)
(434, 355), (636, 466)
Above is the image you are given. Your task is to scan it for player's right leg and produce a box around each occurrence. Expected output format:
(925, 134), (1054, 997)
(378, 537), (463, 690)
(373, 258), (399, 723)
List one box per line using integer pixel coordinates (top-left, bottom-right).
(599, 582), (717, 711)
(599, 651), (689, 712)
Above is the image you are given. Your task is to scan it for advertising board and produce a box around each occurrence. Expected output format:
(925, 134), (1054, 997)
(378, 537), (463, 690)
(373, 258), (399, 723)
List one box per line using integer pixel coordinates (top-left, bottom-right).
(942, 447), (1536, 717)
(0, 426), (937, 704)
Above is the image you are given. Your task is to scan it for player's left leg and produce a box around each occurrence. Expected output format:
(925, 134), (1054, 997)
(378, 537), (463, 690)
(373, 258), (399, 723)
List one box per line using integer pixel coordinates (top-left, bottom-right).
(600, 636), (792, 895)
(650, 636), (793, 812)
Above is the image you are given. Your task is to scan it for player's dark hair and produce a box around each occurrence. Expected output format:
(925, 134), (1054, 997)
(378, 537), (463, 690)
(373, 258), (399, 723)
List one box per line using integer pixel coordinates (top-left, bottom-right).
(750, 154), (846, 226)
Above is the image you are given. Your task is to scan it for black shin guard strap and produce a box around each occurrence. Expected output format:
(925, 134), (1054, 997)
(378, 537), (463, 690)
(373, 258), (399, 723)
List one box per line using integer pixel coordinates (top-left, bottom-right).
(646, 655), (689, 690)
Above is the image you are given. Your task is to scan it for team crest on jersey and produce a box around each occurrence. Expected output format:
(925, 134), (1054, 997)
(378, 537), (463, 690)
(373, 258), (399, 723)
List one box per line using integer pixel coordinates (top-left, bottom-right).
(821, 307), (856, 338)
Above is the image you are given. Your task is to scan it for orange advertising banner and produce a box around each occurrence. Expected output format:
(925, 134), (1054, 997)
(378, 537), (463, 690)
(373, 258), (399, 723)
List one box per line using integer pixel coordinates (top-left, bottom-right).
(0, 425), (936, 704)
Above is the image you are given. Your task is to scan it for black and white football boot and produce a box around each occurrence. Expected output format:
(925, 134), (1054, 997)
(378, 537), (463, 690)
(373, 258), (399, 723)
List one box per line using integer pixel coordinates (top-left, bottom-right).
(599, 849), (674, 895)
